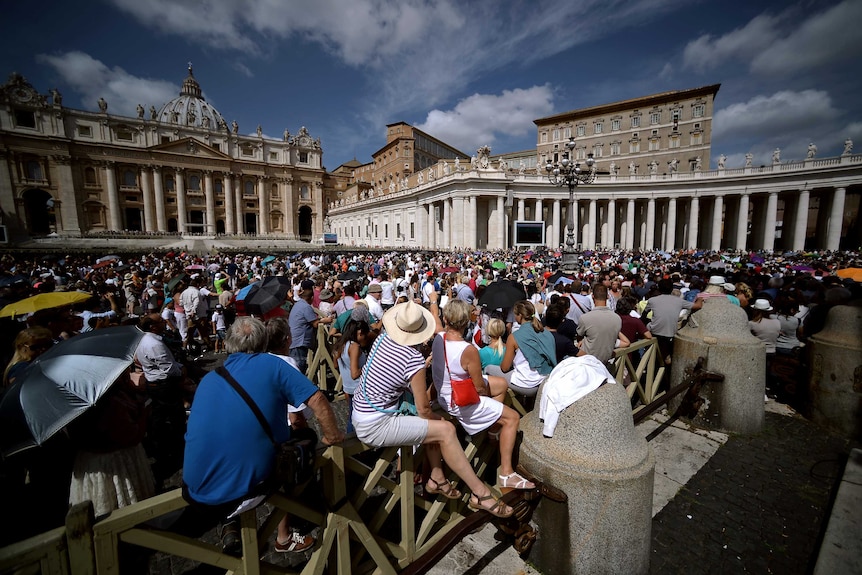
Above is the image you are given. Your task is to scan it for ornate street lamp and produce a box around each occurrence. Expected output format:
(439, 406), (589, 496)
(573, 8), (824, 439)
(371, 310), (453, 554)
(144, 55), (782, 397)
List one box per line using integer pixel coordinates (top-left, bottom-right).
(546, 137), (595, 273)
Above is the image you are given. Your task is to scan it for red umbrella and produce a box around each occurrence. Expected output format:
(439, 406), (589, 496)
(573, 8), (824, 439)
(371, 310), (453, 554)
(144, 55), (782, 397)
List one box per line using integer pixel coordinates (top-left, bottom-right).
(185, 264), (206, 271)
(441, 266), (460, 273)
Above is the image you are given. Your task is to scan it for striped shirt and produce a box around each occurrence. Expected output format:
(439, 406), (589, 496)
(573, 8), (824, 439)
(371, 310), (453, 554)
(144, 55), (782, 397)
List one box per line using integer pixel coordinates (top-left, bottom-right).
(352, 333), (425, 422)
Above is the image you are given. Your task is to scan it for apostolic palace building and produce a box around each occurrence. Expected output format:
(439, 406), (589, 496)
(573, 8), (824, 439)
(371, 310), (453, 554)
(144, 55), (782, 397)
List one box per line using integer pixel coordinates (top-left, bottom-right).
(1, 68), (860, 252)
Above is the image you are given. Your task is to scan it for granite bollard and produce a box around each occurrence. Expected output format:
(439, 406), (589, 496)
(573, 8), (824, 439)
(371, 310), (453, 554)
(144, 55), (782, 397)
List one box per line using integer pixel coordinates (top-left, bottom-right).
(807, 304), (862, 440)
(520, 381), (654, 574)
(670, 297), (765, 433)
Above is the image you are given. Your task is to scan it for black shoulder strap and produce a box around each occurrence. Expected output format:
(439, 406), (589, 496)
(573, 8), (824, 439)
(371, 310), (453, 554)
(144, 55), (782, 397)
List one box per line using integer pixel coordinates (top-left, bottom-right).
(216, 366), (277, 447)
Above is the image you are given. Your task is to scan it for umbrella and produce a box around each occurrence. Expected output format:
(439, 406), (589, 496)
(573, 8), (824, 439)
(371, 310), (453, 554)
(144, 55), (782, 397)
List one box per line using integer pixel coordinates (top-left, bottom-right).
(243, 276), (292, 317)
(792, 265), (814, 272)
(546, 270), (576, 285)
(0, 291), (91, 318)
(0, 275), (28, 288)
(96, 255), (119, 264)
(477, 279), (527, 310)
(0, 325), (145, 457)
(441, 266), (460, 273)
(185, 264), (205, 271)
(91, 260), (115, 270)
(836, 268), (862, 282)
(207, 263), (221, 272)
(234, 282), (261, 316)
(262, 255), (276, 265)
(337, 270), (364, 281)
(165, 273), (188, 293)
(491, 261), (507, 270)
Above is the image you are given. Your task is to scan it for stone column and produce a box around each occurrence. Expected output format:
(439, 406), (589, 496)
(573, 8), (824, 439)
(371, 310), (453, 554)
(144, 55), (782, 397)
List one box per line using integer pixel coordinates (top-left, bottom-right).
(175, 169), (187, 233)
(105, 162), (121, 231)
(763, 191), (778, 251)
(571, 199), (579, 247)
(428, 201), (436, 249)
(520, 381), (654, 575)
(443, 198), (452, 248)
(0, 151), (21, 237)
(711, 195), (723, 251)
(688, 196), (699, 249)
(152, 167), (166, 232)
(666, 198), (677, 251)
(497, 195), (505, 249)
(224, 173), (235, 234)
(607, 199), (616, 248)
(587, 199), (597, 249)
(552, 199), (561, 248)
(793, 189), (809, 252)
(257, 177), (268, 235)
(204, 170), (215, 234)
(234, 178), (244, 234)
(517, 198), (525, 221)
(314, 181), (325, 237)
(52, 156), (81, 235)
(466, 196), (477, 249)
(534, 199), (543, 224)
(452, 196), (464, 248)
(416, 202), (426, 248)
(827, 187), (846, 251)
(140, 166), (154, 232)
(625, 199), (635, 250)
(736, 193), (749, 251)
(645, 197), (656, 250)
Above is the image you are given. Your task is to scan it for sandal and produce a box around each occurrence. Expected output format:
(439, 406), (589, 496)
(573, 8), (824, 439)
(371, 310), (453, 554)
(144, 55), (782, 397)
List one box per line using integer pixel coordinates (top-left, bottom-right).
(425, 477), (462, 499)
(468, 492), (514, 518)
(499, 472), (536, 490)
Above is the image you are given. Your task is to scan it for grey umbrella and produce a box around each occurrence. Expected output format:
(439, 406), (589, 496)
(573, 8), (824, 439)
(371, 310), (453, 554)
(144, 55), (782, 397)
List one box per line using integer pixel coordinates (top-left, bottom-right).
(0, 325), (144, 457)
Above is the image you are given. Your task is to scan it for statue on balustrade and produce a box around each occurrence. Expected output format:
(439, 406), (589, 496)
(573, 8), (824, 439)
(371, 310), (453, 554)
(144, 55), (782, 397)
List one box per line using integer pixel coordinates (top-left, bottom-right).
(694, 156), (702, 172)
(428, 167), (434, 181)
(232, 120), (239, 134)
(609, 161), (617, 175)
(772, 148), (781, 164)
(417, 172), (424, 185)
(443, 161), (450, 175)
(717, 154), (726, 169)
(629, 161), (637, 175)
(498, 157), (508, 171)
(97, 97), (107, 113)
(649, 161), (658, 175)
(454, 157), (461, 171)
(843, 138), (853, 156)
(806, 142), (817, 159)
(256, 125), (263, 137)
(50, 88), (62, 105)
(745, 153), (753, 167)
(668, 158), (679, 173)
(518, 160), (526, 174)
(150, 105), (157, 120)
(136, 104), (144, 119)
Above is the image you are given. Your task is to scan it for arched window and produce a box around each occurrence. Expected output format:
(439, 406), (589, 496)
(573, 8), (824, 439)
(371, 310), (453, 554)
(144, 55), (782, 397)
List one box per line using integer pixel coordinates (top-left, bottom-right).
(123, 169), (136, 187)
(26, 160), (42, 181)
(164, 176), (175, 192)
(244, 180), (255, 196)
(84, 167), (97, 185)
(300, 184), (310, 200)
(189, 175), (201, 191)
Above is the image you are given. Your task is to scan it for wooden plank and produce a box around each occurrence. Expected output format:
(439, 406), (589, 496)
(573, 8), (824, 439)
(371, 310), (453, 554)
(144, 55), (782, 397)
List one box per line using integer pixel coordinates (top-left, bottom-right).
(0, 526), (66, 572)
(65, 502), (95, 575)
(302, 512), (339, 575)
(239, 508), (261, 575)
(120, 528), (241, 570)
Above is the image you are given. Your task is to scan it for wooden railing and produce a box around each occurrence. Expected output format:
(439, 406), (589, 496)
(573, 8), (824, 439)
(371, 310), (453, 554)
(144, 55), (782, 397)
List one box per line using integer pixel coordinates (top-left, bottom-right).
(0, 432), (505, 575)
(611, 338), (668, 420)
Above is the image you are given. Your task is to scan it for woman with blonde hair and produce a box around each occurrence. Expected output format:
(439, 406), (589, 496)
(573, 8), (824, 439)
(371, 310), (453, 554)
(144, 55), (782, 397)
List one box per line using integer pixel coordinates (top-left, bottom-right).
(4, 326), (53, 387)
(479, 318), (506, 370)
(432, 299), (535, 491)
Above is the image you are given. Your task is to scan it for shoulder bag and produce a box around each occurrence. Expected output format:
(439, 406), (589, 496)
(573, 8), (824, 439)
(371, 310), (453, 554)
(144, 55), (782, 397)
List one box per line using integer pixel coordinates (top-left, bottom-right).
(443, 334), (480, 407)
(216, 366), (317, 487)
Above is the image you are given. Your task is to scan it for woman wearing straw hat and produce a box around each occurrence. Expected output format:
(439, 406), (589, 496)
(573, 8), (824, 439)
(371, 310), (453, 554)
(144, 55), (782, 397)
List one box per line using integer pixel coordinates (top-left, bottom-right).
(352, 291), (514, 518)
(749, 298), (780, 395)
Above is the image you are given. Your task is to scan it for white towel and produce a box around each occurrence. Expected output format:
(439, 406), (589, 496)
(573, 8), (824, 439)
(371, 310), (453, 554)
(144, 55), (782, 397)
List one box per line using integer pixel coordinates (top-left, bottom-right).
(539, 355), (615, 437)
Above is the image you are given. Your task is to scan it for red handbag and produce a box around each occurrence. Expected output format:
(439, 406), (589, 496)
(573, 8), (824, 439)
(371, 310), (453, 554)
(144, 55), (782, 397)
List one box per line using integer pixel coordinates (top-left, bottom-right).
(443, 334), (480, 407)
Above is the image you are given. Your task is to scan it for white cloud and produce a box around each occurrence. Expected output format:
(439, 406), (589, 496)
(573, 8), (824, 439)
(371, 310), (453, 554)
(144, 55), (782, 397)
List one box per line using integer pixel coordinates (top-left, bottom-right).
(682, 13), (781, 73)
(713, 90), (840, 140)
(232, 61), (254, 78)
(751, 0), (862, 75)
(416, 85), (555, 154)
(35, 51), (178, 116)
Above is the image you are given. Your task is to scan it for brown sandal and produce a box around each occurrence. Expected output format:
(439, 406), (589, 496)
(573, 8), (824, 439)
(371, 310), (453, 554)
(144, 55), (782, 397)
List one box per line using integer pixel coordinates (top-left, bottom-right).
(468, 492), (514, 518)
(425, 477), (462, 499)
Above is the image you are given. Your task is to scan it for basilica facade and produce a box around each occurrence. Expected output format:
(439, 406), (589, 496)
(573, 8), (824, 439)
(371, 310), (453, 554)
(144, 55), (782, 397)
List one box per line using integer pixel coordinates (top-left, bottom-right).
(0, 67), (329, 243)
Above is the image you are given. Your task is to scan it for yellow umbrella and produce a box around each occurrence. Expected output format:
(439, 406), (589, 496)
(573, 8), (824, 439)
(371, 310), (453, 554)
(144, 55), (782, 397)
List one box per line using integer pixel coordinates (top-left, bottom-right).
(836, 268), (862, 282)
(0, 291), (92, 318)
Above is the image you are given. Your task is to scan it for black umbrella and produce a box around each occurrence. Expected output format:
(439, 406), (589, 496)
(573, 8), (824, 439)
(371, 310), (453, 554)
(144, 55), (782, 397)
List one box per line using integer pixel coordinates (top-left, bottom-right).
(337, 270), (364, 281)
(166, 273), (188, 294)
(546, 270), (578, 285)
(243, 276), (292, 317)
(0, 275), (28, 288)
(477, 279), (527, 310)
(0, 326), (144, 457)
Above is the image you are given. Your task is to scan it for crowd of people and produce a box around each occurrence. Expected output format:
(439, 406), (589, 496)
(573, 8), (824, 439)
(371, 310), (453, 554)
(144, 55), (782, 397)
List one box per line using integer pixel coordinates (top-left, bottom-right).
(0, 245), (859, 555)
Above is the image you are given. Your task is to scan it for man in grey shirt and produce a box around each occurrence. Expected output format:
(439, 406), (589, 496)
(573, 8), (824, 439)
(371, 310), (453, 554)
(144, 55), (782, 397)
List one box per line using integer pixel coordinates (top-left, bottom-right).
(642, 279), (702, 365)
(576, 284), (628, 366)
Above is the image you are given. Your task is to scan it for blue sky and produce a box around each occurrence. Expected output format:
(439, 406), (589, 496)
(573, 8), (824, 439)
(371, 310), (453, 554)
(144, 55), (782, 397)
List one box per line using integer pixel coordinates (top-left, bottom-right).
(1, 0), (860, 170)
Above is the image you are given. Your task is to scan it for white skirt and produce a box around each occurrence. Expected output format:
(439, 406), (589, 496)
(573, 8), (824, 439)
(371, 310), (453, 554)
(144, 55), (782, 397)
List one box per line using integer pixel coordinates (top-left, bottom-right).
(440, 395), (504, 436)
(69, 444), (156, 518)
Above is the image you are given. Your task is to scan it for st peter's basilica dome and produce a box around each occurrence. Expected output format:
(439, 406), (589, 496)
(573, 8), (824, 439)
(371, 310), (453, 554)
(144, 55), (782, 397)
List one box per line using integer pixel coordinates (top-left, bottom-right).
(156, 65), (227, 131)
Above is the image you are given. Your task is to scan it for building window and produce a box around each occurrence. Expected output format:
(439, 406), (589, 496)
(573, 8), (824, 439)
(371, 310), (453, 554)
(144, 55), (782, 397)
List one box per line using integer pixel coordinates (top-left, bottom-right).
(24, 160), (43, 181)
(594, 123), (603, 134)
(592, 145), (602, 158)
(577, 125), (585, 137)
(241, 144), (254, 157)
(410, 222), (415, 239)
(300, 184), (310, 200)
(631, 116), (640, 128)
(299, 152), (308, 163)
(552, 128), (560, 141)
(576, 147), (586, 160)
(694, 123), (701, 130)
(189, 175), (201, 191)
(650, 112), (661, 125)
(649, 138), (660, 151)
(669, 135), (680, 148)
(271, 183), (279, 198)
(611, 142), (621, 155)
(396, 223), (401, 238)
(165, 176), (175, 192)
(693, 104), (705, 118)
(122, 170), (137, 187)
(385, 224), (388, 237)
(212, 142), (220, 151)
(691, 133), (703, 146)
(244, 181), (255, 196)
(630, 141), (640, 154)
(84, 167), (97, 185)
(161, 136), (171, 144)
(14, 109), (36, 129)
(77, 125), (92, 137)
(611, 119), (620, 131)
(215, 179), (223, 195)
(564, 127), (572, 139)
(540, 132), (548, 143)
(116, 128), (134, 141)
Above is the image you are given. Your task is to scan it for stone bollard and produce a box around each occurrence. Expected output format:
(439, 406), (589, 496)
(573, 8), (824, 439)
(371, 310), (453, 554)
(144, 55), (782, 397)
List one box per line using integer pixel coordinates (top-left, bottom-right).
(807, 304), (862, 440)
(670, 297), (765, 433)
(520, 381), (654, 575)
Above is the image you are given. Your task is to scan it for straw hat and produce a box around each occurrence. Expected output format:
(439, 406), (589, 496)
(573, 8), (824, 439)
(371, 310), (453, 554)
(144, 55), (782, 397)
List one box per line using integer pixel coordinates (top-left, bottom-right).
(708, 275), (725, 285)
(382, 301), (436, 346)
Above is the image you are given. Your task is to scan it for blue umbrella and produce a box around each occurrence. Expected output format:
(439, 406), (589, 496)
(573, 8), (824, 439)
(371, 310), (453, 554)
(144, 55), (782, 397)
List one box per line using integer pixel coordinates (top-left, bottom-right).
(262, 255), (276, 264)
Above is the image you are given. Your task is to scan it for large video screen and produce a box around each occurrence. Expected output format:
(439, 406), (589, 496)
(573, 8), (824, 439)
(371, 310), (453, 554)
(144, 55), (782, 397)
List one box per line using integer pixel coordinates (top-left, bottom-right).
(514, 220), (545, 246)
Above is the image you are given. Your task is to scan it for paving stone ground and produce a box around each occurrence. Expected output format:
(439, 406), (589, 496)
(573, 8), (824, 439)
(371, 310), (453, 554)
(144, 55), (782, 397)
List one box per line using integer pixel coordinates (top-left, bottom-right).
(649, 411), (854, 575)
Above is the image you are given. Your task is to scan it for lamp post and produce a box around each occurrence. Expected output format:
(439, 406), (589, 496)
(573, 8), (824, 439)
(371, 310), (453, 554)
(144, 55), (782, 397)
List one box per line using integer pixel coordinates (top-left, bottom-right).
(546, 137), (595, 273)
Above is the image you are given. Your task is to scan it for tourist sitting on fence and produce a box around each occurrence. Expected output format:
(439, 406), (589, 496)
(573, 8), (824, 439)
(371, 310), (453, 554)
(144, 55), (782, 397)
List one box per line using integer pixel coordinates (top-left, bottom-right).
(352, 292), (514, 518)
(431, 300), (535, 491)
(478, 317), (506, 369)
(333, 316), (376, 434)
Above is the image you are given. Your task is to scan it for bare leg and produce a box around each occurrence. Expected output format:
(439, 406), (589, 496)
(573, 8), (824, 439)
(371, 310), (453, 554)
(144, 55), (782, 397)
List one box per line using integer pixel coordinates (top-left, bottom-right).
(487, 375), (508, 403)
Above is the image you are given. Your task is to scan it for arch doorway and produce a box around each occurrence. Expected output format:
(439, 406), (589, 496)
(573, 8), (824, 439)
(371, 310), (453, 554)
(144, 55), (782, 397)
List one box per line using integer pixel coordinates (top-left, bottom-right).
(22, 189), (55, 235)
(298, 206), (313, 241)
